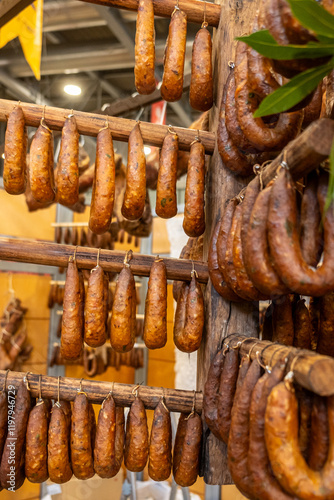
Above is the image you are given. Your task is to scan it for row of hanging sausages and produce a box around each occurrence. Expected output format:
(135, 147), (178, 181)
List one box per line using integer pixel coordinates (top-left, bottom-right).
(0, 377), (202, 490)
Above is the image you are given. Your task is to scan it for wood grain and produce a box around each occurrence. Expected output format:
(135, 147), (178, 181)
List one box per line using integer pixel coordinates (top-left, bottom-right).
(79, 0), (221, 27)
(0, 370), (203, 413)
(0, 237), (209, 283)
(0, 0), (32, 28)
(0, 99), (215, 153)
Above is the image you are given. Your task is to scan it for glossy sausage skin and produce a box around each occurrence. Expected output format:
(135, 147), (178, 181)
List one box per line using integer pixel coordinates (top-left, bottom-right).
(189, 27), (213, 112)
(29, 124), (55, 203)
(300, 171), (323, 267)
(57, 115), (79, 207)
(135, 0), (156, 95)
(61, 259), (83, 360)
(70, 393), (94, 480)
(148, 399), (172, 481)
(183, 141), (206, 237)
(173, 412), (202, 487)
(84, 265), (106, 348)
(143, 259), (167, 349)
(4, 106), (27, 195)
(156, 132), (178, 219)
(110, 266), (136, 353)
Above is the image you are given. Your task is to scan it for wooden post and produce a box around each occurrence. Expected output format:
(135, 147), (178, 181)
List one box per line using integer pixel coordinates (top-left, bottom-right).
(196, 0), (261, 485)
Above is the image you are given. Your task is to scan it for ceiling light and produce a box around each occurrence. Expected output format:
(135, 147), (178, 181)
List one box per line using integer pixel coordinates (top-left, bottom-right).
(144, 146), (151, 156)
(64, 84), (81, 96)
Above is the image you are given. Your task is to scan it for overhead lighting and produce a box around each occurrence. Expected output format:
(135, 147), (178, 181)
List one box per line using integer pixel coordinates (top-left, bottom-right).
(144, 146), (151, 156)
(64, 84), (81, 96)
(1, 153), (5, 159)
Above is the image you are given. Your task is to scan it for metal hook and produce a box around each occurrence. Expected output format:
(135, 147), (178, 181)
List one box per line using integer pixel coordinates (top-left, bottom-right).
(23, 372), (31, 391)
(132, 384), (140, 398)
(167, 124), (178, 136)
(123, 249), (133, 268)
(201, 1), (208, 28)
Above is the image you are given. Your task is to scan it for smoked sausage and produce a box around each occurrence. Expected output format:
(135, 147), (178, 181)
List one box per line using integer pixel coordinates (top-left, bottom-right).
(124, 396), (149, 472)
(48, 403), (72, 484)
(94, 393), (117, 478)
(203, 348), (225, 439)
(134, 0), (156, 95)
(156, 132), (178, 219)
(3, 106), (27, 195)
(189, 27), (213, 111)
(71, 392), (94, 479)
(173, 412), (202, 487)
(143, 257), (167, 349)
(84, 263), (106, 347)
(148, 399), (172, 481)
(61, 258), (83, 360)
(57, 115), (79, 207)
(183, 140), (206, 237)
(29, 122), (55, 203)
(25, 400), (49, 483)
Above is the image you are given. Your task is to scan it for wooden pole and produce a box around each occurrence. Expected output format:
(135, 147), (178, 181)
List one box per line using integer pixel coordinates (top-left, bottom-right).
(0, 237), (209, 283)
(196, 0), (262, 486)
(0, 370), (203, 413)
(0, 99), (215, 154)
(79, 0), (221, 27)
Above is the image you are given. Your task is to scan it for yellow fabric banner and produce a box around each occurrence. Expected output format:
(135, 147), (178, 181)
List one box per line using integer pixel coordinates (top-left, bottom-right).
(0, 0), (43, 80)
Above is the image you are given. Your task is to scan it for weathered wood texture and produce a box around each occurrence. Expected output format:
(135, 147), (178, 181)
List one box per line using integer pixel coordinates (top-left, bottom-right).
(0, 0), (32, 28)
(0, 370), (203, 413)
(227, 335), (334, 397)
(0, 99), (215, 153)
(196, 0), (262, 485)
(0, 237), (209, 283)
(79, 0), (221, 27)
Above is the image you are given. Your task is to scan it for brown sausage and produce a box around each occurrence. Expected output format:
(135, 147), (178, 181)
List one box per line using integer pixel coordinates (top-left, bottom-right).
(103, 272), (110, 329)
(58, 400), (72, 439)
(3, 106), (27, 195)
(317, 292), (334, 357)
(148, 399), (172, 481)
(57, 115), (79, 206)
(121, 123), (146, 221)
(134, 0), (156, 95)
(183, 141), (206, 237)
(173, 412), (202, 487)
(143, 258), (167, 349)
(48, 404), (72, 484)
(173, 238), (195, 302)
(89, 127), (115, 234)
(111, 406), (125, 475)
(296, 388), (312, 461)
(231, 355), (251, 416)
(300, 171), (323, 267)
(217, 347), (240, 444)
(156, 132), (178, 219)
(294, 299), (312, 350)
(70, 392), (94, 479)
(272, 295), (294, 346)
(124, 397), (149, 472)
(25, 400), (49, 483)
(60, 259), (83, 360)
(308, 395), (329, 471)
(94, 393), (117, 478)
(161, 9), (187, 102)
(174, 271), (204, 353)
(268, 169), (334, 296)
(309, 296), (320, 351)
(172, 413), (187, 477)
(173, 281), (189, 348)
(0, 391), (8, 458)
(189, 27), (213, 111)
(262, 302), (274, 341)
(29, 123), (55, 203)
(84, 264), (106, 347)
(203, 348), (226, 439)
(0, 380), (31, 490)
(110, 265), (136, 353)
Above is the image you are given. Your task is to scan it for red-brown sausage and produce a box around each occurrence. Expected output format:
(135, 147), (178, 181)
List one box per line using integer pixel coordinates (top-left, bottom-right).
(25, 400), (49, 483)
(61, 258), (83, 360)
(300, 171), (323, 267)
(203, 348), (225, 439)
(94, 393), (117, 478)
(134, 0), (156, 95)
(317, 292), (334, 357)
(308, 395), (329, 471)
(84, 264), (106, 347)
(29, 123), (55, 203)
(110, 265), (136, 353)
(3, 106), (27, 195)
(124, 396), (149, 472)
(173, 412), (202, 487)
(294, 299), (312, 350)
(272, 295), (294, 346)
(48, 403), (72, 484)
(189, 27), (213, 111)
(143, 258), (167, 349)
(183, 140), (206, 237)
(57, 115), (79, 206)
(148, 399), (172, 481)
(156, 132), (178, 219)
(70, 392), (94, 479)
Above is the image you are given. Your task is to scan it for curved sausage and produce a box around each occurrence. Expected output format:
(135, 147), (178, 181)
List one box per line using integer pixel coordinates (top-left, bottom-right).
(71, 392), (94, 479)
(161, 9), (187, 102)
(268, 169), (334, 296)
(183, 140), (206, 237)
(203, 348), (225, 439)
(60, 259), (83, 360)
(110, 265), (136, 353)
(29, 123), (55, 203)
(308, 395), (329, 471)
(57, 115), (79, 207)
(189, 27), (213, 111)
(143, 258), (167, 349)
(124, 396), (149, 472)
(89, 127), (115, 234)
(173, 281), (189, 349)
(94, 393), (117, 478)
(84, 264), (106, 347)
(134, 0), (156, 95)
(294, 299), (312, 350)
(216, 347), (239, 444)
(25, 400), (49, 483)
(121, 123), (146, 221)
(300, 171), (323, 267)
(148, 399), (172, 481)
(48, 404), (72, 484)
(156, 132), (178, 219)
(173, 238), (195, 302)
(173, 412), (202, 487)
(3, 106), (27, 195)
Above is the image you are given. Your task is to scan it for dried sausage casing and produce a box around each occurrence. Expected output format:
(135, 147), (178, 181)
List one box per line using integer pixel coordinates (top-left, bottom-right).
(29, 123), (55, 203)
(173, 412), (202, 487)
(4, 106), (27, 195)
(189, 27), (213, 111)
(156, 132), (178, 219)
(71, 392), (94, 479)
(110, 265), (136, 353)
(124, 397), (149, 472)
(84, 265), (106, 347)
(25, 400), (49, 483)
(143, 258), (167, 349)
(183, 141), (206, 237)
(94, 393), (117, 478)
(135, 0), (156, 95)
(61, 259), (83, 359)
(148, 399), (172, 481)
(57, 115), (79, 206)
(48, 403), (72, 484)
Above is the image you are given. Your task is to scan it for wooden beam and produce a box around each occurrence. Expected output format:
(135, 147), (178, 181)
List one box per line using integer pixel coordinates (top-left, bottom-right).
(0, 237), (209, 284)
(79, 0), (221, 27)
(0, 99), (215, 153)
(0, 0), (32, 28)
(0, 370), (203, 413)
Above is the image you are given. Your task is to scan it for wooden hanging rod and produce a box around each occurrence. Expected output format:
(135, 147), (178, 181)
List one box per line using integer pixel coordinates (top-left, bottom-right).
(0, 237), (209, 283)
(79, 0), (221, 27)
(0, 370), (202, 413)
(0, 99), (215, 154)
(226, 334), (334, 397)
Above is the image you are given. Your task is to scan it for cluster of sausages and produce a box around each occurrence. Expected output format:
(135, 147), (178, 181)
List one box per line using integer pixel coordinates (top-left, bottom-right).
(209, 167), (334, 302)
(134, 0), (213, 111)
(0, 380), (202, 491)
(203, 344), (332, 500)
(0, 299), (31, 372)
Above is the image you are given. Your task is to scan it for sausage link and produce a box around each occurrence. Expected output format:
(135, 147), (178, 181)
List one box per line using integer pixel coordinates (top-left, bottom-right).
(134, 0), (156, 95)
(183, 141), (206, 237)
(121, 123), (146, 221)
(29, 123), (55, 203)
(203, 348), (225, 439)
(0, 391), (8, 458)
(0, 380), (31, 490)
(294, 299), (312, 350)
(48, 404), (72, 484)
(3, 106), (27, 195)
(309, 296), (320, 351)
(148, 399), (172, 481)
(173, 238), (194, 302)
(110, 266), (136, 353)
(84, 265), (106, 347)
(57, 115), (79, 206)
(161, 10), (187, 102)
(217, 347), (239, 444)
(25, 400), (49, 483)
(124, 397), (149, 472)
(103, 273), (110, 329)
(156, 132), (178, 219)
(189, 27), (213, 111)
(94, 394), (117, 478)
(58, 400), (72, 439)
(272, 295), (294, 345)
(300, 172), (323, 267)
(173, 282), (189, 349)
(143, 258), (167, 349)
(296, 388), (312, 461)
(317, 292), (334, 357)
(112, 406), (125, 475)
(308, 395), (329, 471)
(173, 412), (202, 487)
(89, 127), (115, 234)
(61, 259), (83, 360)
(70, 392), (94, 479)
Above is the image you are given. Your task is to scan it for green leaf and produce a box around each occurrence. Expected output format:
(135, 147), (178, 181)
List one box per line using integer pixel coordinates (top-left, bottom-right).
(237, 30), (334, 60)
(287, 0), (334, 40)
(253, 58), (334, 117)
(324, 138), (334, 214)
